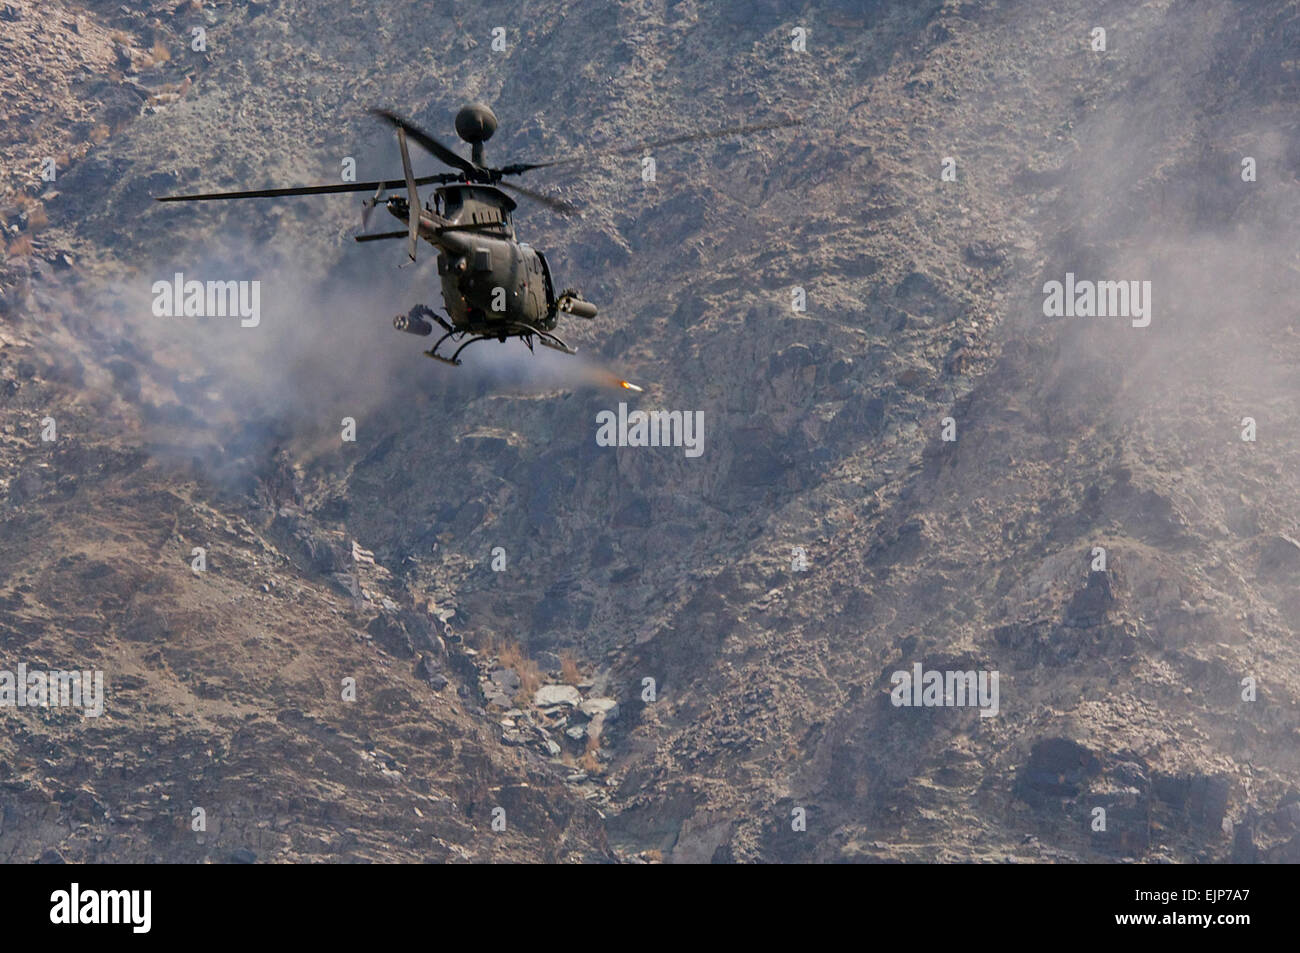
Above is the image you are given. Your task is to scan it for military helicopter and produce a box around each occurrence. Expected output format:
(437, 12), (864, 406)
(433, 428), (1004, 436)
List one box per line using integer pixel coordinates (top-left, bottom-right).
(157, 104), (798, 369)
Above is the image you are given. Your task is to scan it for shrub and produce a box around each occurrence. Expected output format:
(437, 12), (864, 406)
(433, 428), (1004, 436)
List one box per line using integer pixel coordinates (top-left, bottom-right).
(560, 652), (581, 685)
(494, 638), (541, 702)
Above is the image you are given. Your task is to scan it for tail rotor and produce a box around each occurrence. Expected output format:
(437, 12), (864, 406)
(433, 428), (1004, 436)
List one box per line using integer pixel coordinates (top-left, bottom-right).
(361, 182), (387, 231)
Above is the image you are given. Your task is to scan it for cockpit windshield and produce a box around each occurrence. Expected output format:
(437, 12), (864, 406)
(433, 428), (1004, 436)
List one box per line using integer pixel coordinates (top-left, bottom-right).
(432, 186), (513, 230)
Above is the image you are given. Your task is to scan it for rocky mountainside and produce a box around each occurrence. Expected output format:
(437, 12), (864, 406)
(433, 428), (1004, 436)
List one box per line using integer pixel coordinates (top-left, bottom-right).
(1, 0), (1298, 862)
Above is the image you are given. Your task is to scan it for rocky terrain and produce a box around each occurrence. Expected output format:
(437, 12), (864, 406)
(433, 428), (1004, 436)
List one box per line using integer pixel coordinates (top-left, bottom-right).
(1, 0), (1298, 862)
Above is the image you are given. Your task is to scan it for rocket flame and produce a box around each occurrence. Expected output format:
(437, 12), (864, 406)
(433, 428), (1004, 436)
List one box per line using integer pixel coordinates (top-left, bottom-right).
(572, 362), (647, 393)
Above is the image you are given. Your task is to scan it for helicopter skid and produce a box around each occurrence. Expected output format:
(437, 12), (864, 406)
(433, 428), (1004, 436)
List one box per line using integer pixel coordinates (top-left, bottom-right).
(424, 349), (464, 366)
(418, 318), (579, 365)
(535, 333), (577, 355)
(505, 320), (576, 356)
(424, 331), (494, 365)
(423, 329), (468, 365)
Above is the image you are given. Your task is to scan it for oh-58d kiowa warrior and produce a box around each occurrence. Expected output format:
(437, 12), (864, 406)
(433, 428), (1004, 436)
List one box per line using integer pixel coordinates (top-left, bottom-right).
(157, 103), (799, 376)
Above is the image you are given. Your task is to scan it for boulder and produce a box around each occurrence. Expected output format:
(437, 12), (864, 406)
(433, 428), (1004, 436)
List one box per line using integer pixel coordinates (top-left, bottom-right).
(1016, 738), (1101, 805)
(367, 612), (413, 659)
(534, 684), (581, 708)
(415, 655), (443, 688)
(490, 668), (521, 693)
(534, 650), (563, 673)
(1259, 534), (1300, 575)
(1062, 570), (1118, 628)
(1152, 773), (1230, 829)
(271, 511), (347, 574)
(579, 697), (620, 722)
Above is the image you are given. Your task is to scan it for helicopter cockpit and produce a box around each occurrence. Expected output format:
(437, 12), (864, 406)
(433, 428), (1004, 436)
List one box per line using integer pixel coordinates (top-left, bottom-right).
(433, 184), (515, 236)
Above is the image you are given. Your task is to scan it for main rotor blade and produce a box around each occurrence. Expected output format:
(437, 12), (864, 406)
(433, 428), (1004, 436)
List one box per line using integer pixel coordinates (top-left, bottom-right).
(354, 230), (409, 243)
(496, 181), (579, 215)
(156, 174), (455, 202)
(495, 117), (803, 175)
(397, 127), (420, 262)
(371, 108), (479, 176)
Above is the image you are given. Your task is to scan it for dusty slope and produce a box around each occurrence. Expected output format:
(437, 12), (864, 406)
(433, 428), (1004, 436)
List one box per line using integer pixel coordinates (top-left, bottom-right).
(1, 0), (1298, 863)
(1, 0), (613, 863)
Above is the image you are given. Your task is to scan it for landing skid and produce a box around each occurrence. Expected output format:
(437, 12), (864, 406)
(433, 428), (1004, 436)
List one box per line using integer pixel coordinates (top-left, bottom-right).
(528, 325), (578, 356)
(415, 315), (577, 366)
(425, 333), (488, 366)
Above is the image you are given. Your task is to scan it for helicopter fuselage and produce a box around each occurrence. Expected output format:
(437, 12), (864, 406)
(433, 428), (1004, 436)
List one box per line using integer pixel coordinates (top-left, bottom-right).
(388, 183), (558, 335)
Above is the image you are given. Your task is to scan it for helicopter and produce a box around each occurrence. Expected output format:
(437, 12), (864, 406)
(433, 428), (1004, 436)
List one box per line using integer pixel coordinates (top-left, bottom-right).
(157, 103), (799, 369)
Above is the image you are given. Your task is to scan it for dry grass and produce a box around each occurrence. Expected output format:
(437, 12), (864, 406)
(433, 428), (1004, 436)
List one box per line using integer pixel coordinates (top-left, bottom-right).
(560, 652), (581, 685)
(5, 235), (33, 258)
(25, 205), (48, 231)
(493, 638), (541, 702)
(578, 733), (601, 773)
(644, 849), (663, 863)
(89, 124), (110, 145)
(150, 41), (171, 64)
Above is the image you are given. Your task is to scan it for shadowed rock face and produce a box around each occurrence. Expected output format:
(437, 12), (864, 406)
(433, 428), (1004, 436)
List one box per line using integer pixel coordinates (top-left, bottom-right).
(0, 0), (1298, 863)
